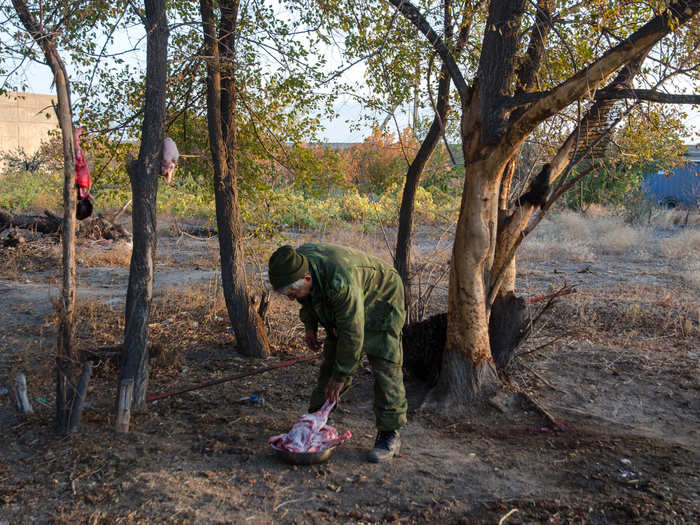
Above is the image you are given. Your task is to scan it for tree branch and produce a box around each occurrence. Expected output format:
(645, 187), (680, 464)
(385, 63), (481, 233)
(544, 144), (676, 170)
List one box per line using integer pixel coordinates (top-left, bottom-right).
(505, 88), (700, 107)
(386, 0), (469, 101)
(595, 88), (700, 104)
(508, 0), (700, 144)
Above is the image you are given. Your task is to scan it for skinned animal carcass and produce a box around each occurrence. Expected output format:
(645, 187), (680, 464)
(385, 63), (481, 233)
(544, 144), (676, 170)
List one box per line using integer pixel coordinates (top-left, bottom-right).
(161, 137), (179, 184)
(269, 401), (351, 453)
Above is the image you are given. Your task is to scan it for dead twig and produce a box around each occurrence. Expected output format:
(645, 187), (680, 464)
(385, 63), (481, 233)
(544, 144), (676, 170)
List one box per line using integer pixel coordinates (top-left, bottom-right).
(498, 508), (519, 525)
(514, 336), (562, 358)
(273, 497), (315, 512)
(518, 361), (566, 393)
(519, 390), (561, 429)
(108, 198), (132, 223)
(518, 282), (575, 346)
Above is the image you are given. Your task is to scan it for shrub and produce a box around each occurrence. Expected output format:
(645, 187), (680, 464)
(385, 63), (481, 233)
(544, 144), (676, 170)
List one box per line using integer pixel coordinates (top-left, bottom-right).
(0, 170), (62, 212)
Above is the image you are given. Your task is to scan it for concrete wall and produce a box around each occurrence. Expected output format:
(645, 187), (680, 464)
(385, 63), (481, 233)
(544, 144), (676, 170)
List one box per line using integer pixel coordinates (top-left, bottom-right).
(0, 91), (59, 156)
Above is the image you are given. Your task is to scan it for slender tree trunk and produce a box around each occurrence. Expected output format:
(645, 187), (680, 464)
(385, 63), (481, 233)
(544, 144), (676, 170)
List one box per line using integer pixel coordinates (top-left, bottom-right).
(395, 108), (449, 321)
(201, 0), (269, 357)
(118, 0), (169, 411)
(395, 0), (471, 321)
(55, 66), (77, 431)
(11, 0), (79, 433)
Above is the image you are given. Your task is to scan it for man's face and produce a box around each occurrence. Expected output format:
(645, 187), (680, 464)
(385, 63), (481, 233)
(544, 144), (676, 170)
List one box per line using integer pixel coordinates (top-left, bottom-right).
(283, 274), (312, 301)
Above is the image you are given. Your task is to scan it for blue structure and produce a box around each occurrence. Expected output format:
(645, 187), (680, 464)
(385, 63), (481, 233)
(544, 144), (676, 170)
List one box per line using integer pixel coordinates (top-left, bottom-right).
(643, 145), (699, 208)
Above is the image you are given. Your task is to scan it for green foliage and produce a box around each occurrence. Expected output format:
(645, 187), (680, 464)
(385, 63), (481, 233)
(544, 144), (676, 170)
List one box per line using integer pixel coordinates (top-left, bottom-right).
(241, 184), (458, 233)
(564, 104), (689, 211)
(0, 169), (62, 212)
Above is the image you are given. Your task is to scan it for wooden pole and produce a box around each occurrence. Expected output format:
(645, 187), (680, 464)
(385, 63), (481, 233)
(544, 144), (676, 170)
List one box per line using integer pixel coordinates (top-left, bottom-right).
(116, 379), (134, 433)
(14, 373), (34, 414)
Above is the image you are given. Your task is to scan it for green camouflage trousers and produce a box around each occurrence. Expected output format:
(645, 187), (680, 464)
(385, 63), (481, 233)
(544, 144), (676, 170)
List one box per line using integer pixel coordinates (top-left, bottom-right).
(308, 333), (408, 431)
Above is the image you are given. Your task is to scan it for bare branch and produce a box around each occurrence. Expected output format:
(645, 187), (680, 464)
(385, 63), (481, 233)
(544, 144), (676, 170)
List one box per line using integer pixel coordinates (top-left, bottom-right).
(595, 88), (700, 104)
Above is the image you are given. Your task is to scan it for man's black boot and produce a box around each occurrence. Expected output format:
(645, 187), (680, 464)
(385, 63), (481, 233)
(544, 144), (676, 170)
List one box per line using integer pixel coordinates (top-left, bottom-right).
(368, 430), (401, 463)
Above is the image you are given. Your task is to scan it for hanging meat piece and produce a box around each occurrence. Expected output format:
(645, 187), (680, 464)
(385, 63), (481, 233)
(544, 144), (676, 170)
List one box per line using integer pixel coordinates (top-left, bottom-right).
(161, 137), (179, 184)
(74, 127), (93, 220)
(269, 401), (351, 453)
(74, 127), (91, 198)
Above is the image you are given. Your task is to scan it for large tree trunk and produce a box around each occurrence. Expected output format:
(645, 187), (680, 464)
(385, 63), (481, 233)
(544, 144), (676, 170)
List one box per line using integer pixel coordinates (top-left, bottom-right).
(391, 0), (700, 409)
(201, 0), (269, 357)
(426, 154), (501, 406)
(118, 0), (169, 411)
(425, 0), (525, 406)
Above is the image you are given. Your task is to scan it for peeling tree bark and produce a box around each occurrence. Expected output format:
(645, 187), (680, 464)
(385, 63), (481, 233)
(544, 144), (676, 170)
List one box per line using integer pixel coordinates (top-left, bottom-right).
(390, 0), (700, 406)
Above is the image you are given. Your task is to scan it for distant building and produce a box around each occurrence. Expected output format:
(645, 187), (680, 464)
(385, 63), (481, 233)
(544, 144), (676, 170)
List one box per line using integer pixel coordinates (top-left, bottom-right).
(643, 145), (700, 208)
(0, 91), (59, 157)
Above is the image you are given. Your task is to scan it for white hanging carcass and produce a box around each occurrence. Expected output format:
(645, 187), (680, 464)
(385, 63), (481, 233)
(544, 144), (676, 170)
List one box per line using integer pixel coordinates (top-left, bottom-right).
(161, 137), (179, 184)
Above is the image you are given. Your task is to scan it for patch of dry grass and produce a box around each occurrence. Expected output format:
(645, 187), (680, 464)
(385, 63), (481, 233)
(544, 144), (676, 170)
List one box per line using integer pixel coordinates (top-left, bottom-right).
(582, 203), (611, 217)
(660, 228), (700, 260)
(679, 257), (700, 291)
(307, 226), (394, 259)
(596, 223), (643, 255)
(0, 240), (61, 279)
(544, 284), (699, 347)
(522, 211), (595, 262)
(661, 228), (700, 291)
(77, 240), (133, 267)
(653, 209), (700, 228)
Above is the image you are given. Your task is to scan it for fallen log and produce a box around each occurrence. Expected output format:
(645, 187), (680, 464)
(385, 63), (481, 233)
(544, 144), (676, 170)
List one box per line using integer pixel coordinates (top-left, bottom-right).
(0, 207), (132, 242)
(1, 209), (62, 234)
(77, 215), (132, 242)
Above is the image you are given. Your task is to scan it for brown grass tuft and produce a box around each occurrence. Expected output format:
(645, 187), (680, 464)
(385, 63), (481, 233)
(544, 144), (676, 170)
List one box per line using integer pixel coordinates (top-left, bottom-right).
(596, 224), (642, 255)
(660, 228), (700, 260)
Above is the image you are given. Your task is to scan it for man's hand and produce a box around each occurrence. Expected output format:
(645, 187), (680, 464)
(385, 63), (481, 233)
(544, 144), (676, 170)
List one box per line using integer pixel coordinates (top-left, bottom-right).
(304, 330), (320, 351)
(325, 379), (344, 404)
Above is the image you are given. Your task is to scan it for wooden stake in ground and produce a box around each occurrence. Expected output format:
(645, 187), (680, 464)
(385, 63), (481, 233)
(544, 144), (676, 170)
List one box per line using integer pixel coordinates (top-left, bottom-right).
(116, 379), (134, 433)
(13, 373), (34, 414)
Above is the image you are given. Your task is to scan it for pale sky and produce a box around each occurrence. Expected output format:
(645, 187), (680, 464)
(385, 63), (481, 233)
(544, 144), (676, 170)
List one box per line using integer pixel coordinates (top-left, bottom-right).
(15, 57), (700, 144)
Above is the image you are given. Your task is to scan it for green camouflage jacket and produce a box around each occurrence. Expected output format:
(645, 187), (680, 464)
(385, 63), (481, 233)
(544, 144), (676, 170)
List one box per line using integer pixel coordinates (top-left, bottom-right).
(296, 243), (405, 382)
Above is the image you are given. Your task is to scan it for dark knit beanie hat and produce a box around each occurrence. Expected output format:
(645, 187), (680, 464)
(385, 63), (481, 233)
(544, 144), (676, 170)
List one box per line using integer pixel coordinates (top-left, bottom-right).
(268, 245), (309, 290)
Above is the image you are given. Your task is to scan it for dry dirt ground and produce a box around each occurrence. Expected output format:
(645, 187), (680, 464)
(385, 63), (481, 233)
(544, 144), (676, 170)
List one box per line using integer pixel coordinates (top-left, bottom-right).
(0, 219), (698, 524)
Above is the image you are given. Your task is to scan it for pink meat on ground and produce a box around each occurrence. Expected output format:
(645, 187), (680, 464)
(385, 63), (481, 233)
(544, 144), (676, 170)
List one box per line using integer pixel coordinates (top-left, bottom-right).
(269, 401), (352, 453)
